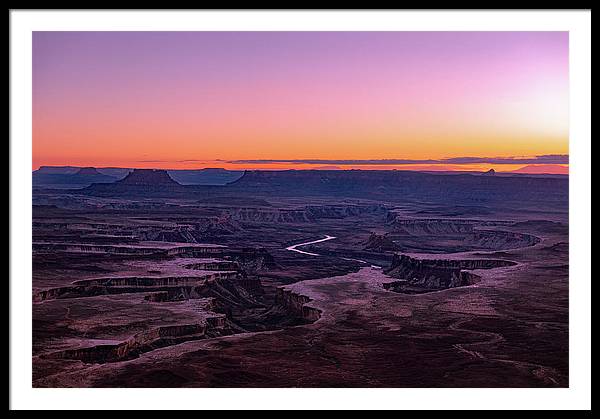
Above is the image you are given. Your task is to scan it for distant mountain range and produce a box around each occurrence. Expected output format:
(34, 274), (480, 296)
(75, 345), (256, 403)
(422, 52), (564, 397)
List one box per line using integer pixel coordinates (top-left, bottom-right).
(32, 167), (118, 189)
(58, 168), (568, 214)
(224, 170), (568, 209)
(33, 166), (245, 188)
(168, 168), (245, 185)
(32, 166), (568, 196)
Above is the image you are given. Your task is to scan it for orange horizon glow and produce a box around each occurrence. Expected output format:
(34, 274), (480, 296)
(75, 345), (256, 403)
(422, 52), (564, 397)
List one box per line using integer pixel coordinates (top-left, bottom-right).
(33, 32), (569, 174)
(30, 160), (569, 175)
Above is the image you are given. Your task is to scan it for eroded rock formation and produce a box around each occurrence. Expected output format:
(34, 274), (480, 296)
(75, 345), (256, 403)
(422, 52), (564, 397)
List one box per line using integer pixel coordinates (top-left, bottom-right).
(384, 254), (516, 294)
(45, 319), (229, 364)
(275, 287), (322, 322)
(364, 233), (400, 252)
(118, 169), (180, 186)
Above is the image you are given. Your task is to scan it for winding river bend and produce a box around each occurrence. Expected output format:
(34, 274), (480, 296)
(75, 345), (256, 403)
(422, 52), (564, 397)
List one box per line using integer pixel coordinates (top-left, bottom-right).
(285, 235), (336, 256)
(285, 235), (379, 267)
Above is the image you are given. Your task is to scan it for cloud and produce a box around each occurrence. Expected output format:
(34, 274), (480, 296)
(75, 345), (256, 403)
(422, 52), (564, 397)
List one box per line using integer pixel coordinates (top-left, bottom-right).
(442, 155), (569, 165)
(228, 155), (569, 165)
(136, 159), (214, 163)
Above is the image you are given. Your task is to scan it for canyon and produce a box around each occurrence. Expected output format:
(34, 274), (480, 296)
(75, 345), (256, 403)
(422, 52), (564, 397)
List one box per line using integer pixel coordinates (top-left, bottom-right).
(32, 168), (568, 387)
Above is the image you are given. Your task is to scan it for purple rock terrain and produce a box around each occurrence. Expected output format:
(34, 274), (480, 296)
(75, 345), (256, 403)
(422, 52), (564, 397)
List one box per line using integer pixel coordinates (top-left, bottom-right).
(32, 169), (568, 387)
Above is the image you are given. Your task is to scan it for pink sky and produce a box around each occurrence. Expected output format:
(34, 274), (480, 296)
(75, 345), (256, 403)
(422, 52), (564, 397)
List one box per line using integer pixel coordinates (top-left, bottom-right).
(32, 32), (569, 173)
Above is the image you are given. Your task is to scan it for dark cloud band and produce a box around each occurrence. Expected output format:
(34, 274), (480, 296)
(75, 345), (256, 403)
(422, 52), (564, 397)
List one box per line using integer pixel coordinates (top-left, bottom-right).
(228, 155), (569, 166)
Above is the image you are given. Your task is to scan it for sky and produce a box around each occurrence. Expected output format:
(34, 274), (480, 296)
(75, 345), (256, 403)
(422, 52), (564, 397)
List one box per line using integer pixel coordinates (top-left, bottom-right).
(32, 31), (569, 173)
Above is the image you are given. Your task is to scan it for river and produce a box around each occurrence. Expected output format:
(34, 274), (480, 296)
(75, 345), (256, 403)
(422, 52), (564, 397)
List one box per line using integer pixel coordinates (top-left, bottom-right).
(285, 235), (337, 256)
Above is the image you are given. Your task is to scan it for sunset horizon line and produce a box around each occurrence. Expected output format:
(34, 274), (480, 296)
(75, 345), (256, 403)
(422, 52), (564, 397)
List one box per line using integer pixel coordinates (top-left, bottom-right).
(32, 161), (569, 175)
